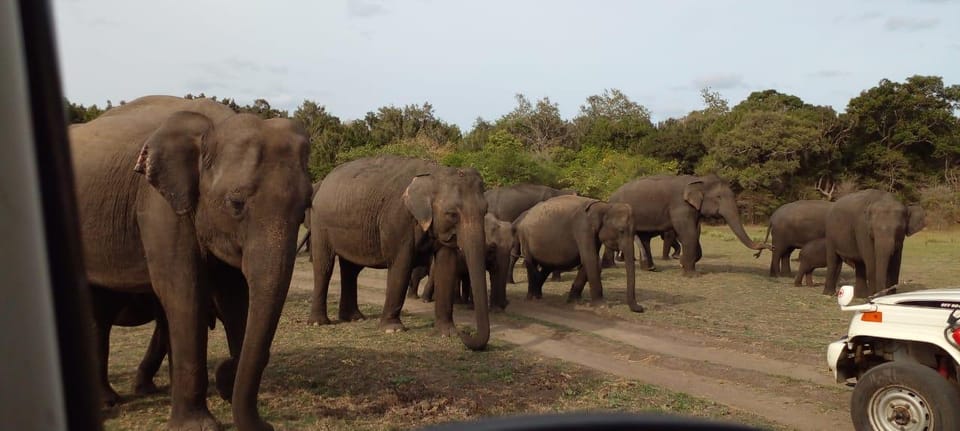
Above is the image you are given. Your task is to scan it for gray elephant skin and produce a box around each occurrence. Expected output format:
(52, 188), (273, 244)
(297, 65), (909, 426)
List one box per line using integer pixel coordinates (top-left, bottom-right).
(71, 95), (313, 431)
(308, 156), (490, 350)
(515, 195), (644, 312)
(823, 189), (926, 298)
(608, 174), (768, 276)
(757, 199), (833, 278)
(485, 183), (576, 283)
(409, 213), (516, 311)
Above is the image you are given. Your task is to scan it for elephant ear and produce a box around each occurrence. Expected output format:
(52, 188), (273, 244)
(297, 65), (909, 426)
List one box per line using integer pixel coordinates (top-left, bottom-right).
(683, 180), (705, 210)
(906, 205), (926, 236)
(584, 200), (608, 232)
(133, 111), (213, 215)
(403, 174), (435, 232)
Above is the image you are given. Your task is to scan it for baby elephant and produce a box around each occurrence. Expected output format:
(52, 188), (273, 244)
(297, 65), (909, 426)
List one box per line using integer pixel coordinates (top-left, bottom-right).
(515, 195), (643, 312)
(794, 238), (855, 287)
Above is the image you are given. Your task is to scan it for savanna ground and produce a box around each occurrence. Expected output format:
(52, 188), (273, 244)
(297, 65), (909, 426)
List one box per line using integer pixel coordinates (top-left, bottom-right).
(102, 226), (960, 430)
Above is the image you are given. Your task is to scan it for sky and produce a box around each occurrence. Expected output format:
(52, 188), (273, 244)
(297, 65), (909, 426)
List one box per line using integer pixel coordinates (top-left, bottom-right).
(52, 0), (960, 129)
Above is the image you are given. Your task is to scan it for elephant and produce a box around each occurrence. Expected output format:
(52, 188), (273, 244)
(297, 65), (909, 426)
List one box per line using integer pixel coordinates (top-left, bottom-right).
(607, 174), (770, 276)
(793, 238), (857, 287)
(515, 195), (644, 312)
(409, 213), (516, 311)
(485, 183), (577, 283)
(71, 95), (313, 431)
(308, 156), (490, 350)
(755, 200), (833, 278)
(823, 189), (925, 298)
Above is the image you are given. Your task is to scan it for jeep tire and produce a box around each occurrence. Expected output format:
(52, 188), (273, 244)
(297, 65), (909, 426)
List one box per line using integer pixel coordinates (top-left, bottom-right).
(852, 361), (960, 431)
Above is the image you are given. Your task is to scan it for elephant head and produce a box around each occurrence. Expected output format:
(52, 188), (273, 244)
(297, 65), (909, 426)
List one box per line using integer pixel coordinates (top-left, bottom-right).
(589, 201), (643, 313)
(134, 110), (312, 416)
(484, 213), (515, 311)
(684, 175), (768, 252)
(403, 167), (490, 350)
(867, 199), (926, 294)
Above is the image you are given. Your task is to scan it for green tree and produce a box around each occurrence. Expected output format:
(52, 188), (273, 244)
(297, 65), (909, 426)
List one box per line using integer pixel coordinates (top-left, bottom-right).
(572, 89), (654, 151)
(495, 94), (573, 152)
(294, 100), (344, 181)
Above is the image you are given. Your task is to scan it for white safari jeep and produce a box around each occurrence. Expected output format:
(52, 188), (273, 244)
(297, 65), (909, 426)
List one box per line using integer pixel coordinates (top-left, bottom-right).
(828, 285), (960, 430)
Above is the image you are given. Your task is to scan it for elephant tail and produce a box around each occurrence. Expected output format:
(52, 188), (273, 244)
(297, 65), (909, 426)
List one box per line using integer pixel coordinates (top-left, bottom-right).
(753, 224), (772, 259)
(296, 230), (311, 255)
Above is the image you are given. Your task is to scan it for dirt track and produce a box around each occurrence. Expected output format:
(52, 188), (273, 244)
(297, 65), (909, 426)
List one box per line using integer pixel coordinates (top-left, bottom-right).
(289, 262), (852, 431)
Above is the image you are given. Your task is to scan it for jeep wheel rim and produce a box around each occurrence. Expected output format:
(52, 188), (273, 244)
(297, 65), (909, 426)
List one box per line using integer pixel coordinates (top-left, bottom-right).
(869, 385), (932, 431)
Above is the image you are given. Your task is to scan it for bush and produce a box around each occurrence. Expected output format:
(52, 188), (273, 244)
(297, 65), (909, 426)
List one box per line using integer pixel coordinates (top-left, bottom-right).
(556, 147), (677, 199)
(443, 130), (559, 188)
(919, 184), (960, 230)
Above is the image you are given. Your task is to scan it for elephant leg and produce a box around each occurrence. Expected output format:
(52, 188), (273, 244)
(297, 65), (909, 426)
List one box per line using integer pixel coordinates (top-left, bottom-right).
(209, 262), (249, 403)
(550, 270), (562, 282)
(133, 315), (168, 395)
(432, 246), (459, 336)
(507, 254), (518, 284)
(421, 275), (435, 303)
(141, 241), (216, 429)
(822, 244), (843, 296)
(805, 271), (814, 287)
(577, 241), (606, 306)
(638, 237), (656, 271)
(854, 262), (869, 298)
(90, 287), (124, 406)
(779, 248), (793, 277)
(678, 228), (701, 276)
(661, 235), (671, 260)
(887, 247), (903, 293)
(379, 245), (415, 333)
(338, 259), (366, 322)
(524, 257), (546, 300)
(567, 267), (588, 302)
(308, 231), (335, 326)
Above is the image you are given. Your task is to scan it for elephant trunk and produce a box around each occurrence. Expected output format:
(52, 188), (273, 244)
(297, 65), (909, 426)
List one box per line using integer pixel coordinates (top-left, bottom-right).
(457, 222), (490, 351)
(872, 236), (895, 297)
(720, 202), (766, 251)
(490, 247), (511, 311)
(232, 222), (298, 428)
(621, 234), (644, 313)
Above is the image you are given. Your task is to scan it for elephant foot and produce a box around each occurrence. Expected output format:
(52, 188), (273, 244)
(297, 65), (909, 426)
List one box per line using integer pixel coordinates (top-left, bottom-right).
(379, 319), (407, 333)
(671, 254), (681, 260)
(338, 309), (366, 322)
(490, 303), (508, 313)
(133, 379), (161, 396)
(101, 386), (121, 407)
(589, 298), (608, 308)
(306, 314), (332, 326)
(550, 274), (562, 282)
(214, 359), (237, 402)
(821, 286), (837, 296)
(682, 271), (701, 278)
(525, 293), (543, 300)
(435, 320), (457, 337)
(421, 296), (434, 303)
(566, 291), (583, 303)
(168, 409), (221, 431)
(406, 292), (419, 299)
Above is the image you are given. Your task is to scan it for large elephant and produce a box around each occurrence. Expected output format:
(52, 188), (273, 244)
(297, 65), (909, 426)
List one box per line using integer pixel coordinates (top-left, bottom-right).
(756, 200), (833, 278)
(308, 156), (490, 350)
(71, 95), (313, 431)
(608, 174), (769, 276)
(485, 183), (576, 283)
(409, 213), (516, 311)
(823, 189), (926, 298)
(515, 195), (644, 312)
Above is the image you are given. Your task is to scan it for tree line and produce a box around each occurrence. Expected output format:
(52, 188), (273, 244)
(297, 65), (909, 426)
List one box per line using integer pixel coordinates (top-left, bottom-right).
(66, 75), (960, 226)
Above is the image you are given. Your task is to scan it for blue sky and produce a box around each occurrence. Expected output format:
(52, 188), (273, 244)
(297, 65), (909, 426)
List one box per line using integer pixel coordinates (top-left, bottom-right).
(52, 0), (960, 129)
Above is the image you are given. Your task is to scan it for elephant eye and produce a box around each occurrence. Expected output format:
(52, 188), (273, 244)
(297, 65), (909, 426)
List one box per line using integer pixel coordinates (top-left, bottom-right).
(226, 196), (246, 217)
(445, 210), (459, 222)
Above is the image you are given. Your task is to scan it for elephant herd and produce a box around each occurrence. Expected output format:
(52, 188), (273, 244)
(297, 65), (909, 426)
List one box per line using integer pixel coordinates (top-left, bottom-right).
(70, 96), (927, 431)
(758, 192), (925, 297)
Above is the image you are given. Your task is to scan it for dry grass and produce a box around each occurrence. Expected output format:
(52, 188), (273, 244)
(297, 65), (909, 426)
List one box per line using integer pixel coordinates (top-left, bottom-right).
(103, 297), (779, 430)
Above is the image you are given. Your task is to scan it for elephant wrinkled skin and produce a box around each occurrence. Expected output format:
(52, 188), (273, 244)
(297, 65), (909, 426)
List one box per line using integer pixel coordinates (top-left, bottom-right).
(516, 195), (643, 312)
(71, 95), (312, 431)
(823, 189), (925, 298)
(608, 174), (769, 276)
(308, 156), (490, 350)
